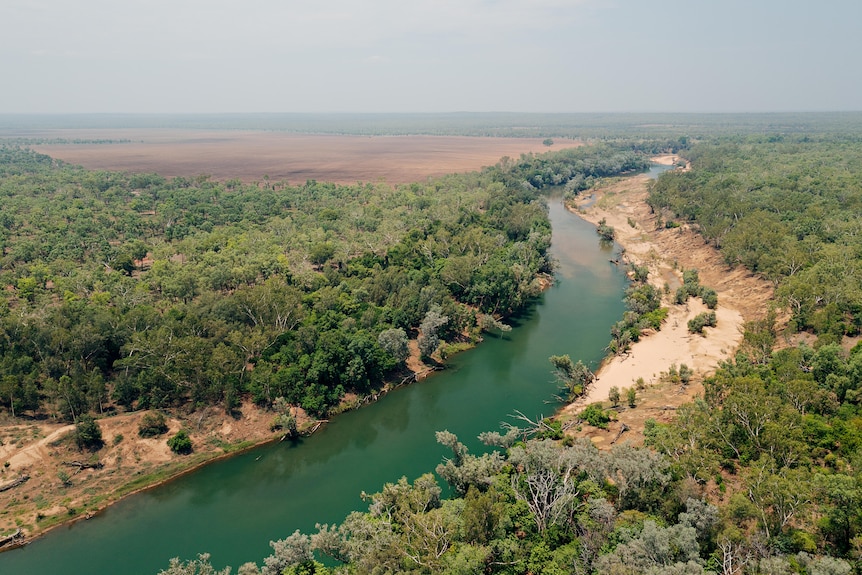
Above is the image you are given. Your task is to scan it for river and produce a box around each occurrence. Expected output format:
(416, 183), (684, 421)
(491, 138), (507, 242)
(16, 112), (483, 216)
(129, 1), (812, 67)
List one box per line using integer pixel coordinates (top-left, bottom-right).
(0, 194), (630, 575)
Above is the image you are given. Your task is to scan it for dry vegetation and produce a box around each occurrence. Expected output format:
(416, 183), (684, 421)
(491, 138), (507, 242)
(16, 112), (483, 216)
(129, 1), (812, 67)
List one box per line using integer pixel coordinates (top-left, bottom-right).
(31, 130), (580, 184)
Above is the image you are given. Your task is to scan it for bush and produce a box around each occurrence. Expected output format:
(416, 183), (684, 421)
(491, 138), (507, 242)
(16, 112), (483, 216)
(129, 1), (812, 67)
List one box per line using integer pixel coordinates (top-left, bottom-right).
(597, 218), (615, 241)
(679, 363), (694, 384)
(74, 415), (104, 450)
(700, 287), (718, 309)
(138, 411), (169, 438)
(581, 403), (611, 429)
(167, 430), (193, 454)
(641, 307), (669, 330)
(688, 311), (717, 334)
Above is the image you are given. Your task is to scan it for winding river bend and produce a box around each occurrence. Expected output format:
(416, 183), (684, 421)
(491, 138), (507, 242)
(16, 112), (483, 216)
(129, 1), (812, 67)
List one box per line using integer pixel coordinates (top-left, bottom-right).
(1, 195), (631, 575)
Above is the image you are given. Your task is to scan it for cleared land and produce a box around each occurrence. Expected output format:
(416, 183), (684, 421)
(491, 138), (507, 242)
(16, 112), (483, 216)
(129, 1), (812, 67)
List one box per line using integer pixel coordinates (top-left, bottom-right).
(27, 130), (580, 184)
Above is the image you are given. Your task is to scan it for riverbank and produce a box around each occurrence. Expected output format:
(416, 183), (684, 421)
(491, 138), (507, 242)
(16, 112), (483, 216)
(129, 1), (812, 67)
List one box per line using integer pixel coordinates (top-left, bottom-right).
(560, 157), (774, 439)
(0, 402), (281, 545)
(0, 314), (514, 546)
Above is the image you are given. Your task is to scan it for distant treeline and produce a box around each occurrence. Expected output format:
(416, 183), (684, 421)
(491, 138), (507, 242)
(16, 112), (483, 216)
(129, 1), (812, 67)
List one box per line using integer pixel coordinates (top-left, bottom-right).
(0, 138), (134, 145)
(4, 112), (862, 139)
(0, 143), (649, 420)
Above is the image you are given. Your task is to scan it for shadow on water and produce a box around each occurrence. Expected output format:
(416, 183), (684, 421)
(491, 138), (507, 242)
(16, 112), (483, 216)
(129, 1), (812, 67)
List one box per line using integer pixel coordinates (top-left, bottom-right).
(0, 195), (628, 575)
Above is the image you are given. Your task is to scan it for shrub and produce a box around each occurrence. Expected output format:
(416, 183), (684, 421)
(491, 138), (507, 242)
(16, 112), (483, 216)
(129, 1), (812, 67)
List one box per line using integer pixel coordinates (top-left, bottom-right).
(597, 218), (615, 241)
(626, 387), (637, 408)
(581, 403), (610, 429)
(700, 287), (718, 309)
(138, 411), (169, 438)
(688, 311), (717, 334)
(167, 430), (193, 455)
(641, 308), (669, 330)
(679, 363), (694, 384)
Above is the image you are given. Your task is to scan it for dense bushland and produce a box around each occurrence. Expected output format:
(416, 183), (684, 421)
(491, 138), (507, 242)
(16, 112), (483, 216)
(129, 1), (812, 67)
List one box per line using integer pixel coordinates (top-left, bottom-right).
(0, 144), (646, 420)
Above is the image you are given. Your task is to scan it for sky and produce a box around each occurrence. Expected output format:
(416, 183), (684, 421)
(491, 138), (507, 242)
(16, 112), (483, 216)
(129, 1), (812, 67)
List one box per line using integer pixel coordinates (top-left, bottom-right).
(2, 0), (860, 114)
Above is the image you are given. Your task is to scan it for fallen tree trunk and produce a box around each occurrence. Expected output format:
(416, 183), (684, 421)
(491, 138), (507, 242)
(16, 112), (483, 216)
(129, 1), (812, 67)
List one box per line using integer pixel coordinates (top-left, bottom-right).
(611, 422), (630, 445)
(0, 475), (29, 493)
(63, 461), (104, 471)
(0, 528), (23, 548)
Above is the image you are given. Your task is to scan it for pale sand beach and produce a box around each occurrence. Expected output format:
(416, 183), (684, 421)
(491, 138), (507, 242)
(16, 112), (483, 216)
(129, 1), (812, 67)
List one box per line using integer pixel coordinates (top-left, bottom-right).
(562, 157), (774, 416)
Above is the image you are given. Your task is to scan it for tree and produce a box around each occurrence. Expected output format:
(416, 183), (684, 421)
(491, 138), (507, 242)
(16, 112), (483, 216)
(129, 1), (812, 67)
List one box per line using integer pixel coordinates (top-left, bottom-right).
(167, 429), (193, 454)
(260, 531), (314, 575)
(597, 218), (615, 242)
(271, 397), (298, 438)
(594, 520), (701, 574)
(508, 439), (594, 532)
(626, 386), (637, 408)
(417, 305), (448, 359)
(158, 553), (230, 575)
(309, 243), (335, 266)
(74, 414), (104, 450)
(609, 386), (621, 407)
(435, 430), (505, 495)
(550, 354), (594, 399)
(377, 327), (409, 364)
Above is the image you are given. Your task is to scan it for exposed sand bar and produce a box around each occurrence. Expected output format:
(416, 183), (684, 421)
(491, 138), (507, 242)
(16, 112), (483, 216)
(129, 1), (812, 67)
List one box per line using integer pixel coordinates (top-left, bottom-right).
(562, 158), (774, 414)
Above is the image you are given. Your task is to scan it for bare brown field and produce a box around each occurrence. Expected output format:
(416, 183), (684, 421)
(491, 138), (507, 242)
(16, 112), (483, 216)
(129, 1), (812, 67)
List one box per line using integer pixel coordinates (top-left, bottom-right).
(28, 130), (581, 184)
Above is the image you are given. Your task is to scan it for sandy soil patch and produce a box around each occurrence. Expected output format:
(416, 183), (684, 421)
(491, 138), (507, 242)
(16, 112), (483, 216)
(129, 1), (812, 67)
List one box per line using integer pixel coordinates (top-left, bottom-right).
(559, 167), (774, 441)
(0, 403), (280, 542)
(28, 130), (581, 184)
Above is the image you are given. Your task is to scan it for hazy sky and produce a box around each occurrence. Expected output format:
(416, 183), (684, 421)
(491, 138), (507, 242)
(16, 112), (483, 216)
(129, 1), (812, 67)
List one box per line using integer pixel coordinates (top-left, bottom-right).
(2, 0), (860, 114)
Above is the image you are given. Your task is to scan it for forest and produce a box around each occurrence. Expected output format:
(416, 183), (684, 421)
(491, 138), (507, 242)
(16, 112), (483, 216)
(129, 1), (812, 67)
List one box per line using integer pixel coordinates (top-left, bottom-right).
(648, 134), (862, 340)
(155, 129), (862, 575)
(0, 143), (649, 421)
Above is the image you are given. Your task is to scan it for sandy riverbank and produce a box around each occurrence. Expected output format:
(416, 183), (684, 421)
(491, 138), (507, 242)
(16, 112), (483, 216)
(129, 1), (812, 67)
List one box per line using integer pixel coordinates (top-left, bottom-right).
(561, 158), (774, 418)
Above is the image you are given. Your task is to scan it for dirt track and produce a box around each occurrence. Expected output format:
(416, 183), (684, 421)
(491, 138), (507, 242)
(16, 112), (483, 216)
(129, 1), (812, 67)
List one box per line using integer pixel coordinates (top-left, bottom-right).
(29, 130), (580, 184)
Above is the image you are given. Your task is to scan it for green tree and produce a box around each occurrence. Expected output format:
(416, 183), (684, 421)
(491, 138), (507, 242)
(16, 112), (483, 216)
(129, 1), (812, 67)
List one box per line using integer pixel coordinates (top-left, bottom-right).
(626, 386), (637, 408)
(608, 386), (621, 407)
(74, 414), (104, 450)
(377, 327), (410, 364)
(167, 429), (193, 454)
(418, 305), (448, 359)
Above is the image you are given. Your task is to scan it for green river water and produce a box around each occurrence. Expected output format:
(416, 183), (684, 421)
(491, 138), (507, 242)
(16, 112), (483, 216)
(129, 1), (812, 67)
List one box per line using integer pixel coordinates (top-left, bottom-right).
(0, 186), (655, 574)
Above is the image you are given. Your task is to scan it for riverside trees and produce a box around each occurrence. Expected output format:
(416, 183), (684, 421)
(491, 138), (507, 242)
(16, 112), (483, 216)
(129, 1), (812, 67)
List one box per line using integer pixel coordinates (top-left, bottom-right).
(0, 143), (647, 420)
(648, 134), (862, 340)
